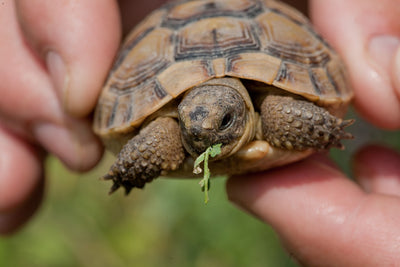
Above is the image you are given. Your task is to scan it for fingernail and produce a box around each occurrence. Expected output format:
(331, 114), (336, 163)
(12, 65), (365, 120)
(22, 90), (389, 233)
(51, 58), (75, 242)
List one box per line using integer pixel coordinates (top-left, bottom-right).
(33, 120), (102, 171)
(368, 35), (400, 76)
(46, 51), (70, 111)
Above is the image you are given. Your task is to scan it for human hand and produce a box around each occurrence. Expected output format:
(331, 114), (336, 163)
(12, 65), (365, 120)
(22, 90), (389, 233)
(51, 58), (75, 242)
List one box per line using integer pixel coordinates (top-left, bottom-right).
(227, 0), (400, 266)
(0, 0), (124, 234)
(0, 0), (174, 235)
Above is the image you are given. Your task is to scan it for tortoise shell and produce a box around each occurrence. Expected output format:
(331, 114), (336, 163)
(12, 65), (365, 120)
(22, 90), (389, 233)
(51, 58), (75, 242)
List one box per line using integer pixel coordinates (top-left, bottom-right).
(93, 0), (352, 138)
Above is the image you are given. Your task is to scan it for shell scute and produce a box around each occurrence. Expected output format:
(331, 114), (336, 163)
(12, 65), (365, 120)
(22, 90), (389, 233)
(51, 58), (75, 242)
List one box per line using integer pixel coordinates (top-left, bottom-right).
(175, 17), (261, 61)
(111, 9), (167, 73)
(256, 11), (331, 66)
(226, 53), (281, 83)
(111, 28), (174, 91)
(272, 62), (322, 102)
(157, 60), (212, 97)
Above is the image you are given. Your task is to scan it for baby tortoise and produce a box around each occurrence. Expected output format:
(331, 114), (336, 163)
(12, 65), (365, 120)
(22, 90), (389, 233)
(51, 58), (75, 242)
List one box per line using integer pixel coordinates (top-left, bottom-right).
(93, 0), (354, 194)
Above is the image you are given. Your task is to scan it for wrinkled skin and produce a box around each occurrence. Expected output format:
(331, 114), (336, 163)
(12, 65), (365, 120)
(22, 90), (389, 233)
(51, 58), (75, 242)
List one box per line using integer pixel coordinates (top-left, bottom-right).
(3, 1), (400, 266)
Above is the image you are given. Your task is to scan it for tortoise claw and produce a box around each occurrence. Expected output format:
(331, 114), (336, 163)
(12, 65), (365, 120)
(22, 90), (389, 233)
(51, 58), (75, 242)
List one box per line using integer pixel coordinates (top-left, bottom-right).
(340, 118), (355, 128)
(104, 171), (142, 195)
(101, 173), (114, 181)
(108, 183), (121, 195)
(333, 119), (355, 150)
(340, 119), (355, 140)
(106, 180), (136, 195)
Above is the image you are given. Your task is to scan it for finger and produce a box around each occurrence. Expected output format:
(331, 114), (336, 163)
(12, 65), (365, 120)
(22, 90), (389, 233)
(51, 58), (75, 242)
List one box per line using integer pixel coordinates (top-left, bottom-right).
(353, 145), (400, 196)
(33, 117), (104, 171)
(16, 0), (121, 117)
(310, 0), (400, 129)
(227, 156), (400, 266)
(0, 127), (44, 235)
(0, 0), (61, 123)
(5, 0), (117, 170)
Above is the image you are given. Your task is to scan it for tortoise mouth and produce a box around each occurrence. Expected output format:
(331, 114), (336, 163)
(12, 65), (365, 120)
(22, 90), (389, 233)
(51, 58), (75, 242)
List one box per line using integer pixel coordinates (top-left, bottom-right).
(179, 124), (242, 157)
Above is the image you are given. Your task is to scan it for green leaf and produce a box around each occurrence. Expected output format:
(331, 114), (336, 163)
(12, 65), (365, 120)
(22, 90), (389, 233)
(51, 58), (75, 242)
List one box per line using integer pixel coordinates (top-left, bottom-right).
(193, 153), (205, 169)
(193, 143), (222, 204)
(209, 144), (222, 158)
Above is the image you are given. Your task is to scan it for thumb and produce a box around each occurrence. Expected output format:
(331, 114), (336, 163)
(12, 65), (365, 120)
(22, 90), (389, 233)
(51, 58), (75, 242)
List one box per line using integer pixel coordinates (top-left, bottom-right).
(16, 0), (122, 117)
(310, 0), (400, 129)
(14, 0), (122, 170)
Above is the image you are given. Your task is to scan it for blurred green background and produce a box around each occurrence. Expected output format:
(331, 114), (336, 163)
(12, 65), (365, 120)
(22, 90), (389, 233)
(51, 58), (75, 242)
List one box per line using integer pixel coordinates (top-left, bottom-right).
(0, 111), (399, 267)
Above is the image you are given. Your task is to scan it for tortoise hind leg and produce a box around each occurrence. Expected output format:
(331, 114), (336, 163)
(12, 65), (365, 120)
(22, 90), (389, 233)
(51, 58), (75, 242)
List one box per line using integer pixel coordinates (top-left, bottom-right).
(103, 117), (185, 195)
(260, 95), (353, 151)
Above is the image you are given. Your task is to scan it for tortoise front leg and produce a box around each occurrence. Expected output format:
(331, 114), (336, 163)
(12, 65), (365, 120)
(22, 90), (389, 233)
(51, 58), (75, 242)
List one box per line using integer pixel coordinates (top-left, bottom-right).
(260, 95), (353, 151)
(103, 117), (185, 194)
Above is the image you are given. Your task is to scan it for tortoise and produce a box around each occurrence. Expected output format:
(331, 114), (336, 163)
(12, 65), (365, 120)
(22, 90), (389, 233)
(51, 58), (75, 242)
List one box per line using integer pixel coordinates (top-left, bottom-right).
(93, 0), (354, 194)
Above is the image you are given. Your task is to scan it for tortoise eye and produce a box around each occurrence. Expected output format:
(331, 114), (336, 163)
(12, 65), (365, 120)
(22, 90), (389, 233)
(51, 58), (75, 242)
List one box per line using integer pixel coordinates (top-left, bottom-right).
(219, 112), (234, 130)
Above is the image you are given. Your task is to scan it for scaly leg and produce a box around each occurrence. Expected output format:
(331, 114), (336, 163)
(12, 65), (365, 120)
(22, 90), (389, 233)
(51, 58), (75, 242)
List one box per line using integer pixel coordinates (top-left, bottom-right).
(260, 95), (353, 151)
(103, 117), (185, 194)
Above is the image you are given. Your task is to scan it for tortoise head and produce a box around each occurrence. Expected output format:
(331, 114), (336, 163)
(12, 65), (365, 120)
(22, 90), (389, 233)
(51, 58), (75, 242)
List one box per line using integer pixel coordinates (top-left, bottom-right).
(178, 78), (255, 160)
